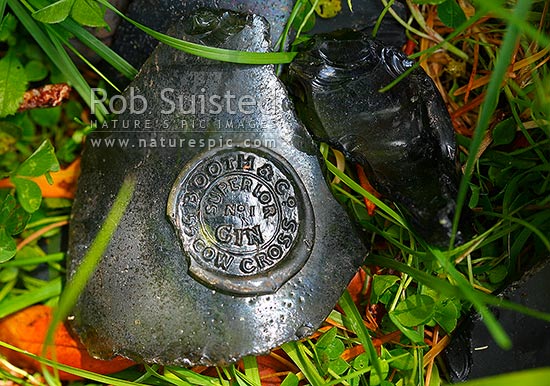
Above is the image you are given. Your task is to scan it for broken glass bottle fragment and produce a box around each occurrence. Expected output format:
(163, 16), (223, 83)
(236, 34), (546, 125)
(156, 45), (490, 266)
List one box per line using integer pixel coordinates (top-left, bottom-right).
(287, 30), (471, 247)
(68, 10), (366, 367)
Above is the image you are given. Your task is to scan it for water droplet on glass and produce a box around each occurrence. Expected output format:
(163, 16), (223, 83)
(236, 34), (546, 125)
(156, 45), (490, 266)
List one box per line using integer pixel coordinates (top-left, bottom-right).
(403, 58), (415, 68)
(296, 323), (314, 338)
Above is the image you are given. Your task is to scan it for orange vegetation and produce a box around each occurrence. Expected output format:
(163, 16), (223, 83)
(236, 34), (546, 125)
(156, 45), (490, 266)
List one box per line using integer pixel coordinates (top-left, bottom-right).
(0, 158), (80, 199)
(0, 305), (135, 381)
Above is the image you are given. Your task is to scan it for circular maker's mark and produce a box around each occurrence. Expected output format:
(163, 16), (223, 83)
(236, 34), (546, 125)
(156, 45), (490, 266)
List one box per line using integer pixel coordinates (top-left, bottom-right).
(168, 148), (314, 295)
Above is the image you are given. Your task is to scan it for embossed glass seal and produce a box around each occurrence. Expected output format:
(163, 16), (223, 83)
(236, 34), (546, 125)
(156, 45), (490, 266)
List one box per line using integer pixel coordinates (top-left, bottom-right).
(168, 148), (314, 295)
(67, 9), (367, 367)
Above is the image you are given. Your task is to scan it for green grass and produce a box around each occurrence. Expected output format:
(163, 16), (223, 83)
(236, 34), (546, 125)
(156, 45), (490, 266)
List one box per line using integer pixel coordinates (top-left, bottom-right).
(0, 0), (549, 385)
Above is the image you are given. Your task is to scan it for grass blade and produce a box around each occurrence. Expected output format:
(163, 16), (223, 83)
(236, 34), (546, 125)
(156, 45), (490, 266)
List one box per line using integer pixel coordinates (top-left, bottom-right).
(452, 0), (535, 248)
(8, 0), (108, 121)
(382, 8), (486, 92)
(0, 0), (6, 22)
(40, 175), (136, 379)
(165, 366), (221, 386)
(27, 0), (137, 79)
(428, 247), (511, 348)
(144, 364), (191, 386)
(0, 253), (64, 268)
(96, 0), (296, 65)
(0, 341), (139, 385)
(338, 290), (383, 380)
(282, 341), (325, 385)
(274, 0), (305, 51)
(0, 278), (62, 318)
(368, 254), (550, 322)
(43, 174), (136, 344)
(321, 145), (408, 228)
(242, 356), (261, 385)
(61, 18), (138, 79)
